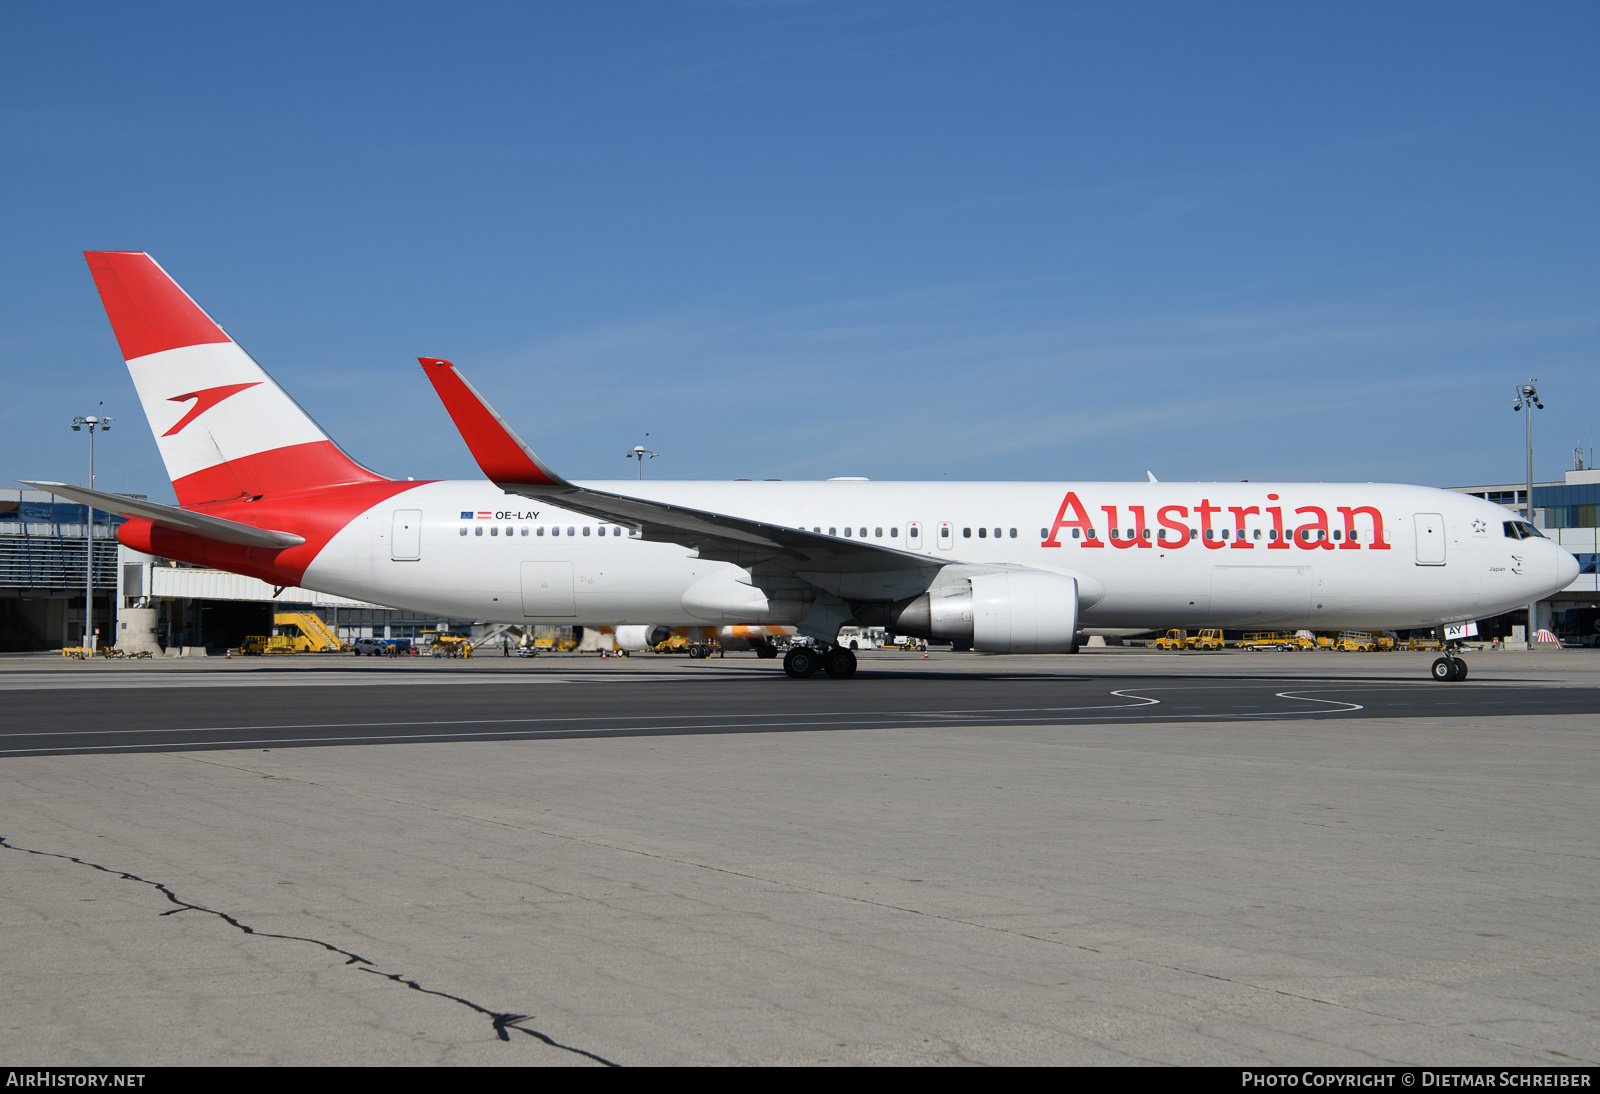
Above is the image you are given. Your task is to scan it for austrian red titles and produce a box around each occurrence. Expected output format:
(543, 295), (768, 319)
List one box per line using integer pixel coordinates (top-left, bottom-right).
(1041, 492), (1390, 550)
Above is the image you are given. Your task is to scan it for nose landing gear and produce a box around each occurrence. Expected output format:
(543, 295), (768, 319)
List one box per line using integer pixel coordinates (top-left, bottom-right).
(1431, 656), (1469, 682)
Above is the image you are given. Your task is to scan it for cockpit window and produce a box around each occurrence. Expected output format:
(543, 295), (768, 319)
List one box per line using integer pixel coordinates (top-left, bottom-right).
(1504, 520), (1548, 540)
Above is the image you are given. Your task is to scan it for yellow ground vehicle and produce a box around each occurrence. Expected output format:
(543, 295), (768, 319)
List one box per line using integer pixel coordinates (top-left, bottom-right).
(1336, 631), (1379, 652)
(429, 634), (473, 657)
(1406, 635), (1445, 652)
(1239, 631), (1297, 651)
(1187, 629), (1224, 650)
(258, 612), (341, 653)
(532, 629), (579, 652)
(1153, 629), (1188, 650)
(240, 635), (269, 655)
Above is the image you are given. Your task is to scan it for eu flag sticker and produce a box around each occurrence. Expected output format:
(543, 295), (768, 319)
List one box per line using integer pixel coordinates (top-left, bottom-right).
(460, 511), (473, 519)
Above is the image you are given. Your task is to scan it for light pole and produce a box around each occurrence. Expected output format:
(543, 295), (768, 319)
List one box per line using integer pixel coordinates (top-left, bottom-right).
(1513, 379), (1543, 640)
(70, 408), (114, 652)
(624, 435), (658, 480)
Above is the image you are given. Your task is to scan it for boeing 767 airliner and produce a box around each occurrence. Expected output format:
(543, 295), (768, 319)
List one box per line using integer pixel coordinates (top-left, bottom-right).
(26, 252), (1578, 680)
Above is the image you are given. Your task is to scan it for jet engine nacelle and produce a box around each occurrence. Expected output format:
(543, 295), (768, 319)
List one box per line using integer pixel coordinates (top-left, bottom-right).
(881, 572), (1079, 653)
(614, 625), (674, 651)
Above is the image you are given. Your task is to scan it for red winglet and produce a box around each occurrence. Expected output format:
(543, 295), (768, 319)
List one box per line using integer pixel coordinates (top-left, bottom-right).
(417, 358), (567, 488)
(84, 251), (232, 361)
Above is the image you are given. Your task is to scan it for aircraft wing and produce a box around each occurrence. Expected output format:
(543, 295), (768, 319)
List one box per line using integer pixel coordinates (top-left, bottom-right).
(18, 481), (306, 549)
(417, 358), (931, 574)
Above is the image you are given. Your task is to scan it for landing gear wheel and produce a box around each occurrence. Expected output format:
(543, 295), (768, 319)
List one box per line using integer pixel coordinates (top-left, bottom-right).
(754, 641), (779, 659)
(1453, 658), (1468, 681)
(824, 647), (858, 679)
(1432, 656), (1467, 682)
(784, 647), (820, 679)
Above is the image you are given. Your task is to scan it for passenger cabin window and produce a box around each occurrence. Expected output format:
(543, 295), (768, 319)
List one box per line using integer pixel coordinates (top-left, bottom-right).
(891, 528), (899, 537)
(1069, 528), (1079, 539)
(459, 527), (467, 536)
(829, 527), (837, 536)
(963, 527), (972, 538)
(1009, 528), (1016, 538)
(475, 527), (483, 537)
(568, 527), (575, 536)
(843, 527), (852, 537)
(537, 526), (545, 536)
(1189, 529), (1197, 540)
(859, 527), (867, 537)
(978, 527), (987, 538)
(583, 526), (590, 536)
(875, 527), (883, 538)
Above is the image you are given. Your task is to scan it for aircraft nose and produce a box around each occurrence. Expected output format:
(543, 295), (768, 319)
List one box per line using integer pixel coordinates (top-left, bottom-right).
(1557, 545), (1580, 587)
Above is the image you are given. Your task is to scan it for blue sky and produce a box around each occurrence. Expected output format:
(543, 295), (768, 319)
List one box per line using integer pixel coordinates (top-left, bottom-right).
(3, 2), (1596, 501)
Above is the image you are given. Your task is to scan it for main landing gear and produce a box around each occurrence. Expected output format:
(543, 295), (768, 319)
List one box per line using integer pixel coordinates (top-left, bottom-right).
(1431, 656), (1469, 682)
(783, 646), (857, 679)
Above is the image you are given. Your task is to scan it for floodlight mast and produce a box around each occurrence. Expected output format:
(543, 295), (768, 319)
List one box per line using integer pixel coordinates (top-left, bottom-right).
(624, 435), (658, 480)
(70, 408), (113, 654)
(1512, 379), (1543, 639)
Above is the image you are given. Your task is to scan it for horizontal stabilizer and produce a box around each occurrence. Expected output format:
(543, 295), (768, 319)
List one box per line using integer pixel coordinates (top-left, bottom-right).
(19, 481), (306, 549)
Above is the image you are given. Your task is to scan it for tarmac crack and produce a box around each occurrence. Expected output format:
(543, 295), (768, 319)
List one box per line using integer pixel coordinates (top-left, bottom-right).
(0, 834), (619, 1066)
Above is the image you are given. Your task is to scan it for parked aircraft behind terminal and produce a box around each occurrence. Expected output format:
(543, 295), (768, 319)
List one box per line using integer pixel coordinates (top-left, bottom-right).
(28, 252), (1579, 681)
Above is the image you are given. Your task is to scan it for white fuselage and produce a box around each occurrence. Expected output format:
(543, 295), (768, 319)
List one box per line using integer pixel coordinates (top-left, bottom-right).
(301, 479), (1577, 632)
